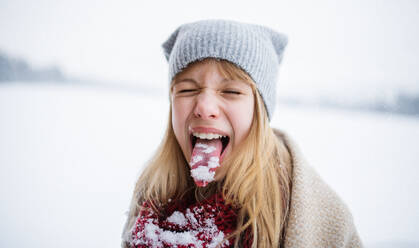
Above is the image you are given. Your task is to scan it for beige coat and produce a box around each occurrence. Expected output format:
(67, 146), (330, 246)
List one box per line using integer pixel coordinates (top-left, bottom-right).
(276, 129), (363, 248)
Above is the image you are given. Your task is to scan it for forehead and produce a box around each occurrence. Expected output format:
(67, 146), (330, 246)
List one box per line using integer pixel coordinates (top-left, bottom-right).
(177, 61), (222, 81)
(172, 59), (253, 87)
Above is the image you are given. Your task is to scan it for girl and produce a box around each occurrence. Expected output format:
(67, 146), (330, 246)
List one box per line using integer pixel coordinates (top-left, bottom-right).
(122, 19), (362, 248)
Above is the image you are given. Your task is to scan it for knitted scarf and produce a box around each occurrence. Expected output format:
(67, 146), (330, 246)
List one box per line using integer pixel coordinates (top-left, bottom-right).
(128, 192), (252, 248)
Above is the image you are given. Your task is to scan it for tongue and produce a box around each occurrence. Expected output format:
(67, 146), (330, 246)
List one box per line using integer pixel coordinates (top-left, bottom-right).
(189, 138), (223, 187)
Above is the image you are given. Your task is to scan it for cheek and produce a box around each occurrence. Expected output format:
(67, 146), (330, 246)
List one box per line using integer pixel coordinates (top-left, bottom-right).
(171, 99), (191, 140)
(230, 99), (254, 144)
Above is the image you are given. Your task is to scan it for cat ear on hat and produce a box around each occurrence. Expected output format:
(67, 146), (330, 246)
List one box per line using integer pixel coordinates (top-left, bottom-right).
(269, 31), (288, 64)
(162, 27), (181, 61)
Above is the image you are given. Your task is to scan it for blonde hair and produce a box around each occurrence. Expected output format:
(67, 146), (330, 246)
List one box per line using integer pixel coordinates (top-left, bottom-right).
(122, 59), (293, 247)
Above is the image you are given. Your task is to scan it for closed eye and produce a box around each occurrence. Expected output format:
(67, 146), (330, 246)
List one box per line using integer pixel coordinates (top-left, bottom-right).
(178, 89), (198, 93)
(223, 90), (241, 95)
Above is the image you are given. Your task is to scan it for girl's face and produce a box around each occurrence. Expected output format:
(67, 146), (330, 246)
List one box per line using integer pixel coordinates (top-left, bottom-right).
(171, 60), (255, 183)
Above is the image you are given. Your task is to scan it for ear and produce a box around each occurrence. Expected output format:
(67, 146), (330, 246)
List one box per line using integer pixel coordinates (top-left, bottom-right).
(162, 27), (181, 61)
(270, 32), (288, 64)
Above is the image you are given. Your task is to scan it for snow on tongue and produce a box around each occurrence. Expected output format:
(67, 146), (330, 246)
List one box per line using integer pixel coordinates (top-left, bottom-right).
(189, 138), (222, 187)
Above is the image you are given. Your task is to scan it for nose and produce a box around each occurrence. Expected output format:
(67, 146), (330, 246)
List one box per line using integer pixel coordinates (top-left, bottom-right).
(193, 90), (219, 120)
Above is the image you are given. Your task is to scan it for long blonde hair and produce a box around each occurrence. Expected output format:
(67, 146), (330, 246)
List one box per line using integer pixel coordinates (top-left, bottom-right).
(122, 59), (293, 247)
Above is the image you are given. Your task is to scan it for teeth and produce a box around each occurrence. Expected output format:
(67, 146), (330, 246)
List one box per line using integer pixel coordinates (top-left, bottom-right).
(193, 132), (226, 140)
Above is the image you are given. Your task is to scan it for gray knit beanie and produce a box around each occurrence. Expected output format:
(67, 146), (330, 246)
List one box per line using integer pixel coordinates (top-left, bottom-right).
(162, 19), (288, 120)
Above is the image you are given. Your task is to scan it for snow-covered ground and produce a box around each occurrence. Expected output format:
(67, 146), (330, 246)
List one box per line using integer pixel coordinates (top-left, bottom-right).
(0, 83), (418, 247)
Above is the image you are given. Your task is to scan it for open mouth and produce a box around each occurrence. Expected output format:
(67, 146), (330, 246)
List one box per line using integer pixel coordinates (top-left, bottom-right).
(188, 131), (230, 187)
(190, 133), (230, 157)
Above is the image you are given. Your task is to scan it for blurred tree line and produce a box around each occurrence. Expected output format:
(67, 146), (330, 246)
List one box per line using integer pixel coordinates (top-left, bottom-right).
(0, 51), (66, 82)
(1, 50), (417, 117)
(373, 93), (419, 117)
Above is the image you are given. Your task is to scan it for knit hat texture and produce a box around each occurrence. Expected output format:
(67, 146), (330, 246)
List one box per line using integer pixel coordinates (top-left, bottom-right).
(162, 19), (288, 119)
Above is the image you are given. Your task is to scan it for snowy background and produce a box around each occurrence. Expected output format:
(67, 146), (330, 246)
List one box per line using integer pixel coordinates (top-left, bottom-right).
(1, 0), (419, 247)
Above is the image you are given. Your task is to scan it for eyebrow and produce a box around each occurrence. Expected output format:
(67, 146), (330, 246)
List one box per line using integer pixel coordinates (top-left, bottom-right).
(173, 77), (240, 86)
(173, 78), (198, 85)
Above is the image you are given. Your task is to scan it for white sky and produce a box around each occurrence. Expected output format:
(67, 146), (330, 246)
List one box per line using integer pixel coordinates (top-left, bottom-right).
(1, 0), (418, 98)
